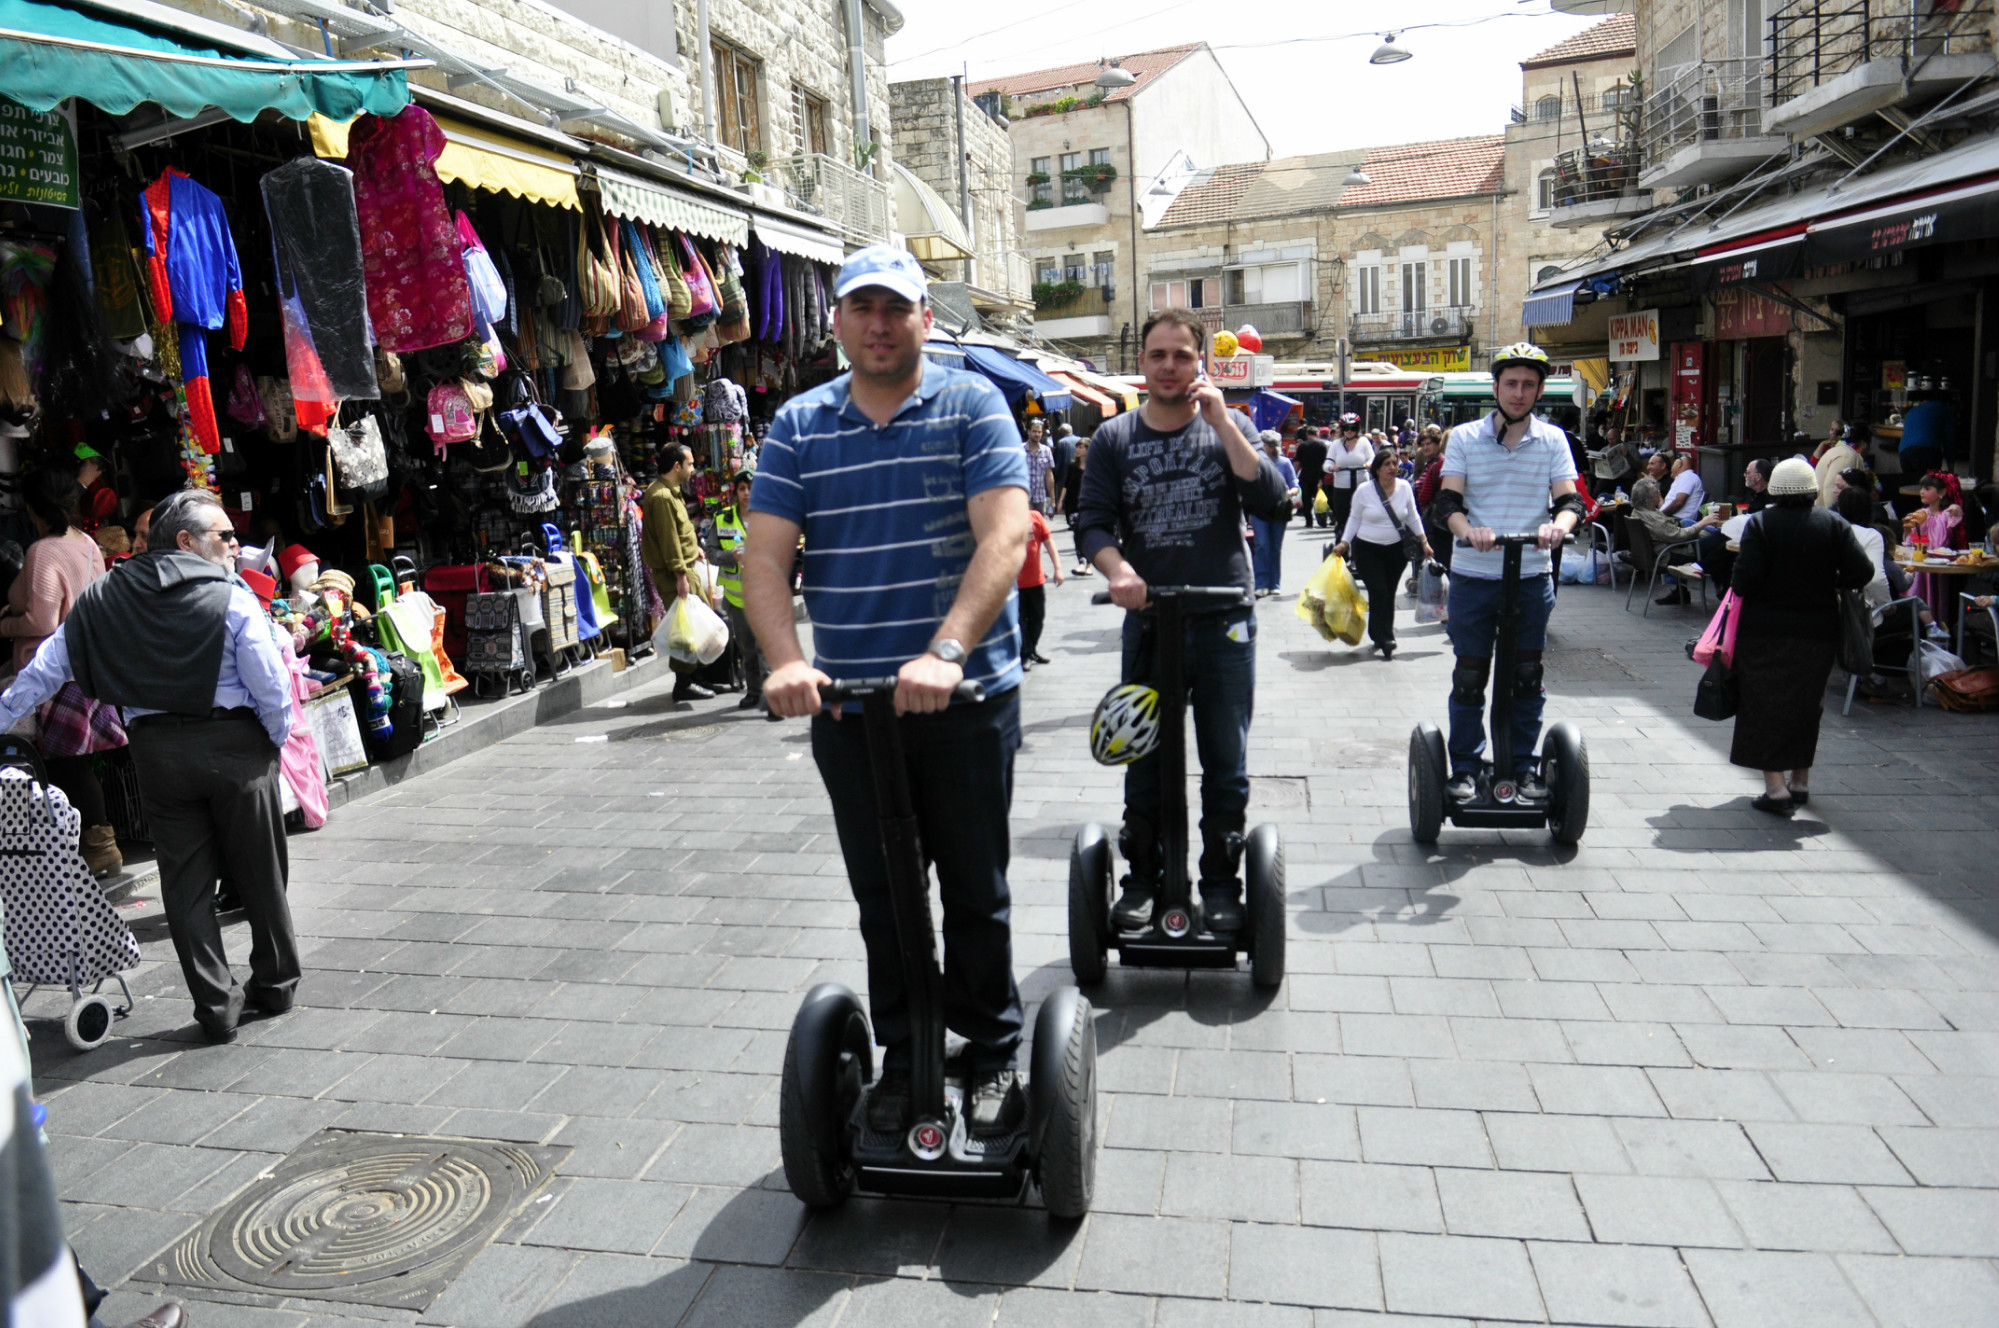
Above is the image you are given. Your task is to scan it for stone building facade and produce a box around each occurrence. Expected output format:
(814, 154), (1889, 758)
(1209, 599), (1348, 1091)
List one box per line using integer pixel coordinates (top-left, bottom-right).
(889, 78), (1033, 327)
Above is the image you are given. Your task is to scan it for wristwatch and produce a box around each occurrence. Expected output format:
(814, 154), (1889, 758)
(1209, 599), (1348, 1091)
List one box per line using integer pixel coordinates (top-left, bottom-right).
(926, 638), (967, 665)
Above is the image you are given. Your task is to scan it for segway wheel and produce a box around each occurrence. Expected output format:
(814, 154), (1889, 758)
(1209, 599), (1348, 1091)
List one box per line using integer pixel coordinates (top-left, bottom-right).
(1408, 723), (1447, 844)
(1067, 825), (1112, 984)
(779, 983), (873, 1208)
(66, 994), (115, 1051)
(1542, 722), (1590, 846)
(1244, 823), (1285, 990)
(1030, 986), (1098, 1220)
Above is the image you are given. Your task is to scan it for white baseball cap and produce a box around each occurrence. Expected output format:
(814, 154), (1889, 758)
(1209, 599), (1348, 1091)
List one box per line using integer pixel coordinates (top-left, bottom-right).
(835, 245), (929, 303)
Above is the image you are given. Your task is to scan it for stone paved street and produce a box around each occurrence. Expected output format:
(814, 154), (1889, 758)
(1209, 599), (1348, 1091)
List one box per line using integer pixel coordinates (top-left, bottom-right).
(26, 547), (1999, 1328)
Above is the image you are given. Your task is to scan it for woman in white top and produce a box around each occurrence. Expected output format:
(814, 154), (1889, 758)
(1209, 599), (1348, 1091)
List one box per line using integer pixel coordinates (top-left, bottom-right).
(1332, 450), (1432, 659)
(1322, 415), (1375, 536)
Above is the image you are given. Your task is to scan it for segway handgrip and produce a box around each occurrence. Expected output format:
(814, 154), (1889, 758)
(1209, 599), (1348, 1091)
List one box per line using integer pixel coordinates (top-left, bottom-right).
(1090, 585), (1250, 606)
(1455, 532), (1554, 547)
(818, 678), (987, 704)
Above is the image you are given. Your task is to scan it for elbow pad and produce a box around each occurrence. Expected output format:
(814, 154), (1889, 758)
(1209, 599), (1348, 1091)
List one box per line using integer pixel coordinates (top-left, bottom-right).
(1550, 492), (1590, 526)
(1430, 489), (1467, 526)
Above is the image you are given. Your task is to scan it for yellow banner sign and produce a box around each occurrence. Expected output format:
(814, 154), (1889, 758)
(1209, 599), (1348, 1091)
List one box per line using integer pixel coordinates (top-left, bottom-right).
(1370, 346), (1471, 372)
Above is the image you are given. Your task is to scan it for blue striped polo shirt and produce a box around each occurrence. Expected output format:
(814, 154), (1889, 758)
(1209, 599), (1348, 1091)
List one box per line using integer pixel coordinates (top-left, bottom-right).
(750, 359), (1028, 695)
(1440, 412), (1580, 580)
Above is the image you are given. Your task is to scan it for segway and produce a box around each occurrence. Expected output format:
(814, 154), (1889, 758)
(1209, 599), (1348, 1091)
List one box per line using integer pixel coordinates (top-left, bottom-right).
(1070, 587), (1285, 988)
(779, 678), (1097, 1219)
(1409, 534), (1589, 845)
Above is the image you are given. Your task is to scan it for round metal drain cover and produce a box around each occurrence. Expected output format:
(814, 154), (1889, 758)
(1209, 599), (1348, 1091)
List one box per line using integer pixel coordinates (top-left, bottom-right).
(155, 1130), (565, 1310)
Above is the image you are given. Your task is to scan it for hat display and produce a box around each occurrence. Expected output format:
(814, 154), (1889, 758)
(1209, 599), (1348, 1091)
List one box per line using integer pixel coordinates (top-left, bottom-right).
(1768, 457), (1818, 496)
(278, 544), (319, 583)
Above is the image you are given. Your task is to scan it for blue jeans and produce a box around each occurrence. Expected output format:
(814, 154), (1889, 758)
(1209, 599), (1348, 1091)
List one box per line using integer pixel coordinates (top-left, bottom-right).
(1444, 572), (1555, 776)
(811, 688), (1024, 1072)
(1249, 514), (1287, 592)
(1122, 608), (1255, 875)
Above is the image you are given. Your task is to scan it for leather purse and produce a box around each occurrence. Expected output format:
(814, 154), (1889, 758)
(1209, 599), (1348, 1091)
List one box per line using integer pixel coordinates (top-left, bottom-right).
(1693, 653), (1737, 721)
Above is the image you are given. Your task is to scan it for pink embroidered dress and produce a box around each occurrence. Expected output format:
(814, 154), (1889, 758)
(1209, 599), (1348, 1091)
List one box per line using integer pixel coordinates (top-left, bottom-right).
(1909, 505), (1963, 617)
(347, 106), (471, 354)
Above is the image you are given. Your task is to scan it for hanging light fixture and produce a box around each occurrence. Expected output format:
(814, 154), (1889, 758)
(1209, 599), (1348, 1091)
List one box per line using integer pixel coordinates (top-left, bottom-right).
(1095, 58), (1136, 89)
(1369, 33), (1412, 65)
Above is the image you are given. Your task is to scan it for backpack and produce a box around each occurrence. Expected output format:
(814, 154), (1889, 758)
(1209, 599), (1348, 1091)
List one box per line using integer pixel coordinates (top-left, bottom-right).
(363, 652), (426, 759)
(425, 382), (478, 448)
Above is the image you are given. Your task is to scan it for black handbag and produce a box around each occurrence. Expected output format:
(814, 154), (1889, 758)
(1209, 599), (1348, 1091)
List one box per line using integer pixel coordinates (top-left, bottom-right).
(1694, 653), (1738, 721)
(1374, 477), (1427, 564)
(1837, 588), (1874, 675)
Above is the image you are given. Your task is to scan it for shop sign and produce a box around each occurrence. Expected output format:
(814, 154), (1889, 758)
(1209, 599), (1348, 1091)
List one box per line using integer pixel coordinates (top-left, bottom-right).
(1371, 346), (1471, 372)
(1881, 360), (1906, 391)
(1713, 287), (1792, 339)
(1607, 309), (1660, 361)
(0, 98), (78, 210)
(1208, 354), (1273, 387)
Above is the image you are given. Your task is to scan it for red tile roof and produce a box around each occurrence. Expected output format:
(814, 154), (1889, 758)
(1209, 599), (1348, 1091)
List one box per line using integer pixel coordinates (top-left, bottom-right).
(1522, 14), (1636, 68)
(1155, 159), (1271, 226)
(966, 44), (1201, 106)
(1332, 135), (1506, 209)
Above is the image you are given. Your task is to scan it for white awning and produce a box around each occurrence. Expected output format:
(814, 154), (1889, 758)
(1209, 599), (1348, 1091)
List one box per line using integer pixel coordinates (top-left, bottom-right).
(752, 213), (845, 265)
(891, 161), (972, 263)
(595, 166), (749, 246)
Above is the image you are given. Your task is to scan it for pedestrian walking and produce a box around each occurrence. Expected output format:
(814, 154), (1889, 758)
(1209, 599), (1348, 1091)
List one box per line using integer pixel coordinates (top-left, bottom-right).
(1293, 427), (1327, 528)
(0, 471), (128, 876)
(1024, 418), (1056, 516)
(641, 442), (715, 703)
(1332, 450), (1432, 659)
(1061, 437), (1094, 577)
(1052, 421), (1077, 502)
(702, 469), (773, 717)
(740, 245), (1033, 1136)
(1019, 506), (1063, 667)
(1249, 430), (1298, 597)
(1727, 457), (1874, 815)
(1076, 306), (1287, 933)
(1324, 415), (1373, 533)
(0, 490), (297, 1043)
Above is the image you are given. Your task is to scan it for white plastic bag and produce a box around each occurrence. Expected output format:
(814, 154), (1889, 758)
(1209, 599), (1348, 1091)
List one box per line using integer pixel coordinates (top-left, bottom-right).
(1559, 545), (1600, 585)
(1918, 639), (1968, 705)
(655, 593), (730, 665)
(1414, 560), (1448, 625)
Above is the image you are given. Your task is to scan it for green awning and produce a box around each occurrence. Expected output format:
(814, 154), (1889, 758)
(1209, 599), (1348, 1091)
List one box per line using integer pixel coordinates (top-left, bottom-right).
(595, 165), (749, 247)
(0, 0), (414, 122)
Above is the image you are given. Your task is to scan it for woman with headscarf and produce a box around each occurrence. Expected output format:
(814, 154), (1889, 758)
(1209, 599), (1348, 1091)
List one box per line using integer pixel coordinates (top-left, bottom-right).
(1727, 458), (1873, 816)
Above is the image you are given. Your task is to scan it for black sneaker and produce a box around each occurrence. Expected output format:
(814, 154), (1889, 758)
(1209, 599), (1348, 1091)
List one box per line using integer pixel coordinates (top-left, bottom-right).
(737, 692), (762, 710)
(1446, 771), (1477, 802)
(1026, 651), (1052, 665)
(1200, 884), (1245, 931)
(967, 1069), (1025, 1136)
(867, 1068), (911, 1134)
(1110, 879), (1157, 930)
(1516, 772), (1549, 801)
(675, 681), (717, 701)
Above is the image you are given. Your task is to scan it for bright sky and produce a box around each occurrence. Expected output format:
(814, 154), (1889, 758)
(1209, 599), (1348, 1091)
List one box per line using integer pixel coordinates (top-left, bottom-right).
(887, 0), (1613, 159)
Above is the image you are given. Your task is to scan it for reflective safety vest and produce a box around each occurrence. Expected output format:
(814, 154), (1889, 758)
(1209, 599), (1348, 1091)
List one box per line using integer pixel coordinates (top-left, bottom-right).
(715, 506), (746, 608)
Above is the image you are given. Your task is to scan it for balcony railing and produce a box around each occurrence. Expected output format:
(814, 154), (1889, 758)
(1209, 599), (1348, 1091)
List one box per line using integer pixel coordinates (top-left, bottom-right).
(1192, 302), (1315, 336)
(1552, 142), (1639, 206)
(1770, 0), (1994, 104)
(1509, 89), (1634, 123)
(1350, 308), (1472, 342)
(1640, 57), (1771, 169)
(778, 152), (892, 247)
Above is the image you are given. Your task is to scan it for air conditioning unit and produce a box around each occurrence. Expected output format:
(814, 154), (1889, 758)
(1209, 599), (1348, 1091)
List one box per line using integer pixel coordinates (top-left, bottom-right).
(1431, 317), (1449, 335)
(658, 86), (685, 134)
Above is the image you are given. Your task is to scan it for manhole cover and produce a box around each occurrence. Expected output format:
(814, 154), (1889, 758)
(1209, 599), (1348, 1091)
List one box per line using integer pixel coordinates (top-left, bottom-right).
(153, 1130), (565, 1310)
(1543, 648), (1646, 683)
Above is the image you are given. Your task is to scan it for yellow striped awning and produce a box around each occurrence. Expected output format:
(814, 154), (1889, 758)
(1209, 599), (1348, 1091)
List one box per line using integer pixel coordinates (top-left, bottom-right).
(309, 110), (580, 211)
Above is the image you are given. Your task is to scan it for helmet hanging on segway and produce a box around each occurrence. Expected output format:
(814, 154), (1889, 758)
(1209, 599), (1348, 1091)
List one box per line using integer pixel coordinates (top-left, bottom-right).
(1090, 684), (1162, 766)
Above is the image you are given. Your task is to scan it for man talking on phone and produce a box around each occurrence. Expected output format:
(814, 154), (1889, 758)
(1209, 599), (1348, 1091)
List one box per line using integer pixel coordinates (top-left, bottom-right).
(1076, 308), (1287, 932)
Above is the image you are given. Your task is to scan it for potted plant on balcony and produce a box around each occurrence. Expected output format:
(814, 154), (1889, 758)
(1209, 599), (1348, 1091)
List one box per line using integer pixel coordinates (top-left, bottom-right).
(1062, 161), (1119, 192)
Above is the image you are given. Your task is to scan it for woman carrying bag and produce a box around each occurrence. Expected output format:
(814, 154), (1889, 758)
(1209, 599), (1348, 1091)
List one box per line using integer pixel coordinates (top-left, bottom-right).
(1727, 457), (1874, 815)
(1331, 450), (1431, 660)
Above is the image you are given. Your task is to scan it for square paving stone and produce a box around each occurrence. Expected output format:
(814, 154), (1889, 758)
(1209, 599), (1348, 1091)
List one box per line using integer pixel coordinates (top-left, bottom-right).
(1226, 1223), (1380, 1310)
(422, 1060), (565, 1111)
(1484, 1111), (1630, 1173)
(1857, 1185), (1999, 1256)
(1525, 1063), (1667, 1117)
(528, 1066), (664, 1118)
(677, 1265), (847, 1328)
(1105, 1094), (1228, 1153)
(1230, 1100), (1360, 1161)
(651, 1186), (806, 1265)
(1173, 1049), (1292, 1100)
(837, 1277), (999, 1328)
(1528, 1240), (1711, 1328)
(1713, 1180), (1896, 1253)
(1292, 1056), (1413, 1107)
(1377, 1231), (1543, 1322)
(643, 1124), (781, 1186)
(1767, 1071), (1926, 1126)
(1433, 1168), (1590, 1241)
(1683, 1248), (1872, 1328)
(522, 1179), (692, 1255)
(1740, 1122), (1913, 1185)
(545, 1118), (680, 1180)
(933, 1205), (1085, 1289)
(1837, 1252), (1999, 1328)
(1152, 1297), (1312, 1327)
(1074, 1213), (1227, 1300)
(1408, 1061), (1537, 1112)
(1354, 1107), (1491, 1169)
(1299, 1161), (1441, 1233)
(1611, 1118), (1770, 1179)
(100, 1090), (259, 1145)
(1573, 1174), (1740, 1247)
(521, 1253), (709, 1328)
(1875, 1126), (1999, 1187)
(1159, 1152), (1298, 1223)
(993, 1288), (1148, 1327)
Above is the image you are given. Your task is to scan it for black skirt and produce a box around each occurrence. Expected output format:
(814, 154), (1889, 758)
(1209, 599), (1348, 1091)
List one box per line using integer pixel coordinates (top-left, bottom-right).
(1730, 634), (1836, 771)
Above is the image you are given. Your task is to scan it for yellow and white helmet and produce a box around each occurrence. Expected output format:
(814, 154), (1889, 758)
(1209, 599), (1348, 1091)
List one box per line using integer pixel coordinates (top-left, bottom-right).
(1090, 684), (1162, 766)
(1490, 342), (1551, 380)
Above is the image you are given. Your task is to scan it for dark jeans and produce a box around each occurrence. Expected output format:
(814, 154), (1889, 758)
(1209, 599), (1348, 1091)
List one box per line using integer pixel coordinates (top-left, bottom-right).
(724, 602), (767, 698)
(1121, 607), (1255, 863)
(1444, 571), (1555, 776)
(1696, 529), (1732, 589)
(1349, 538), (1408, 647)
(811, 688), (1024, 1072)
(1249, 515), (1287, 592)
(1019, 584), (1047, 658)
(128, 713), (296, 1031)
(1324, 484), (1354, 531)
(1298, 481), (1320, 527)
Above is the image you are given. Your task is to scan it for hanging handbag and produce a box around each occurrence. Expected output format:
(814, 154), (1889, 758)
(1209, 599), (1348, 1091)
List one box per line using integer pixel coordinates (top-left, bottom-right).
(609, 223), (651, 334)
(578, 208), (621, 320)
(328, 415), (390, 499)
(1372, 477), (1426, 564)
(1836, 587), (1874, 675)
(1692, 590), (1740, 667)
(662, 234), (693, 320)
(1693, 652), (1737, 721)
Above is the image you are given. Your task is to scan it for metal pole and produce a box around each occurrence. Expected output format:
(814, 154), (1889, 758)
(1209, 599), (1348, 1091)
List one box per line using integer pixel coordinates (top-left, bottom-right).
(694, 0), (718, 148)
(953, 72), (973, 285)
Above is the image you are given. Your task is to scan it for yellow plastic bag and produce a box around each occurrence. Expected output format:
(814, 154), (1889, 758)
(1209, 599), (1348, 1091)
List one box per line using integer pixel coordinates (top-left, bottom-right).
(1295, 550), (1340, 642)
(1313, 488), (1330, 515)
(1325, 556), (1367, 646)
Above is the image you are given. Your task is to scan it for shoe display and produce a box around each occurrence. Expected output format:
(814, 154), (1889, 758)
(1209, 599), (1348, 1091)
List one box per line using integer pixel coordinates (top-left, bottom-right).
(1110, 880), (1157, 930)
(80, 824), (121, 878)
(967, 1069), (1025, 1136)
(1446, 771), (1477, 802)
(675, 681), (717, 701)
(867, 1067), (911, 1133)
(1199, 884), (1245, 931)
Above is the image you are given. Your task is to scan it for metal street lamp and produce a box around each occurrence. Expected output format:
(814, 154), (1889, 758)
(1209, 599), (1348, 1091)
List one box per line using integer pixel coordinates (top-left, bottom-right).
(1369, 34), (1412, 65)
(1095, 60), (1136, 89)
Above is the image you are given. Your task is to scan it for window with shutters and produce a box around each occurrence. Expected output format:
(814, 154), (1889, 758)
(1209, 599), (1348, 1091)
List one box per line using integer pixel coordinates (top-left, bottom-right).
(1356, 266), (1382, 315)
(1447, 257), (1473, 308)
(1150, 280), (1187, 310)
(1401, 260), (1426, 313)
(1060, 151), (1087, 203)
(1537, 168), (1558, 211)
(791, 87), (829, 157)
(1036, 257), (1061, 286)
(1063, 253), (1088, 283)
(712, 41), (762, 156)
(1029, 156), (1052, 206)
(1091, 250), (1116, 287)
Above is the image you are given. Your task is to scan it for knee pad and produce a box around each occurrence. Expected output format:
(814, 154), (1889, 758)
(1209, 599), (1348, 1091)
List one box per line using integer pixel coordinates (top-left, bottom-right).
(1514, 656), (1545, 700)
(1450, 658), (1490, 707)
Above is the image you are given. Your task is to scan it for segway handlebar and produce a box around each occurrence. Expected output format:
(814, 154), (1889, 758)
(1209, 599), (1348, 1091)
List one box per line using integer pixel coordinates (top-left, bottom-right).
(1454, 532), (1555, 547)
(1090, 585), (1252, 606)
(818, 678), (987, 704)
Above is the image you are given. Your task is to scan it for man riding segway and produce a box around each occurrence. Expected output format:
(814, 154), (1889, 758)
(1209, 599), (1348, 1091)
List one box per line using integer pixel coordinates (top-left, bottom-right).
(1427, 342), (1589, 806)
